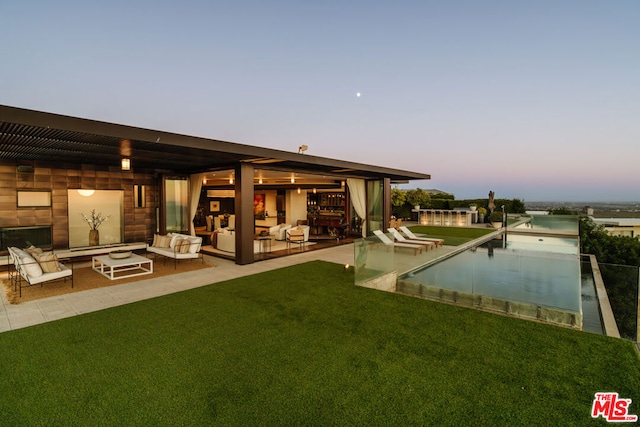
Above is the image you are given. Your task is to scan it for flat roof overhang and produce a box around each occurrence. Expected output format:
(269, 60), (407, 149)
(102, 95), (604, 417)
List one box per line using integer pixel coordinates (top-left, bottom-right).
(0, 104), (430, 183)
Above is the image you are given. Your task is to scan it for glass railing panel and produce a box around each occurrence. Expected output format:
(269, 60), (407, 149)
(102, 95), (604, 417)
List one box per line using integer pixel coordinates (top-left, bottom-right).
(354, 236), (395, 287)
(598, 263), (639, 342)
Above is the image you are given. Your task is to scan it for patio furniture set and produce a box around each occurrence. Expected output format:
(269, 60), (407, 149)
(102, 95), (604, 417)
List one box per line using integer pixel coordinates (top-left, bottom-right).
(6, 232), (203, 297)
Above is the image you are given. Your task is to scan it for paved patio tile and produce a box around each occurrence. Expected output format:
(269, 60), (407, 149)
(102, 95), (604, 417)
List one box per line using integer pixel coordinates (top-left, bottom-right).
(35, 297), (78, 322)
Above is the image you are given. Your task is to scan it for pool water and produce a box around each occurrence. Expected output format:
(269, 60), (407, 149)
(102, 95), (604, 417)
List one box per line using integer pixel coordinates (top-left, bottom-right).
(514, 215), (579, 232)
(398, 233), (582, 327)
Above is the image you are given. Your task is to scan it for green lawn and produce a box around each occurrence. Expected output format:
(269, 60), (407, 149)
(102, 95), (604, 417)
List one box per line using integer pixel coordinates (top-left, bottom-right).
(409, 225), (495, 246)
(1, 261), (638, 425)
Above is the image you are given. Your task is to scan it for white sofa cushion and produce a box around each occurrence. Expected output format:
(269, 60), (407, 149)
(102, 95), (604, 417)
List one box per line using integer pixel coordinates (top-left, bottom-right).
(275, 224), (292, 240)
(268, 225), (281, 237)
(13, 248), (43, 278)
(186, 236), (201, 253)
(216, 232), (235, 253)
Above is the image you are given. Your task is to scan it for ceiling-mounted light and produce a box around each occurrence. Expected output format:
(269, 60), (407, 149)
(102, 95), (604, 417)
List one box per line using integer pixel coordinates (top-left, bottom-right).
(77, 189), (95, 197)
(121, 158), (131, 171)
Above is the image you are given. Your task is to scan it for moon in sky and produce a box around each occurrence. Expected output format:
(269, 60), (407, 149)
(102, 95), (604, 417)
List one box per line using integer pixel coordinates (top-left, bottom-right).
(356, 92), (361, 97)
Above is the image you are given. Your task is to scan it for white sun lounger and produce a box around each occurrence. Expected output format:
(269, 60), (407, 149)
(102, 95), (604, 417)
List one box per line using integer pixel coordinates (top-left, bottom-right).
(372, 230), (423, 255)
(398, 226), (444, 247)
(388, 228), (435, 250)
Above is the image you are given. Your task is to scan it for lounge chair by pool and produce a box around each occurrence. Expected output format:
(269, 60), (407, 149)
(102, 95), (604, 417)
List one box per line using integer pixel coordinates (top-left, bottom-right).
(388, 228), (435, 250)
(372, 230), (423, 255)
(398, 226), (444, 247)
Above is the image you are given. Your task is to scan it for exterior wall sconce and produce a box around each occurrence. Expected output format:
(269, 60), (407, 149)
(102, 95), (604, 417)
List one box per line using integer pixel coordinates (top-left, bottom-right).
(291, 177), (295, 184)
(202, 178), (207, 184)
(313, 188), (316, 194)
(297, 187), (301, 194)
(258, 177), (263, 184)
(121, 158), (131, 171)
(229, 177), (234, 184)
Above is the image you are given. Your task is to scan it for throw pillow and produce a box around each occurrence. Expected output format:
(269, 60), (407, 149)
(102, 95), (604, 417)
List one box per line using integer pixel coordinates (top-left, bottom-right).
(151, 234), (159, 247)
(25, 245), (44, 257)
(158, 235), (172, 248)
(18, 253), (43, 278)
(36, 252), (62, 273)
(178, 239), (191, 254)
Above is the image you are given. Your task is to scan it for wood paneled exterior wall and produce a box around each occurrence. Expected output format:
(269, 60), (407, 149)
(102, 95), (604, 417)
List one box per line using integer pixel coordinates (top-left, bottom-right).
(0, 161), (158, 249)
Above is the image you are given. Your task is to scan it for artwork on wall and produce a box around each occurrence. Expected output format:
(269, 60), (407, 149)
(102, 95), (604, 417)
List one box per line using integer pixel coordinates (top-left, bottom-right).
(67, 190), (123, 248)
(254, 194), (266, 219)
(17, 190), (51, 207)
(210, 201), (220, 212)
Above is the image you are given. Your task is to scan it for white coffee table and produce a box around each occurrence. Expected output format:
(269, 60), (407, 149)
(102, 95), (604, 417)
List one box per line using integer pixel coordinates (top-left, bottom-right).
(92, 253), (153, 280)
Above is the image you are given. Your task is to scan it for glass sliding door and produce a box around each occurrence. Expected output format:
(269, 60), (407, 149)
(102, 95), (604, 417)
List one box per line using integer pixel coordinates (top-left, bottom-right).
(367, 180), (383, 235)
(165, 177), (189, 233)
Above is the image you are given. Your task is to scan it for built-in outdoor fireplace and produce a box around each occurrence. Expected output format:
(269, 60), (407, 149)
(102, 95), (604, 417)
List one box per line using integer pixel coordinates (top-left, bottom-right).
(0, 226), (53, 252)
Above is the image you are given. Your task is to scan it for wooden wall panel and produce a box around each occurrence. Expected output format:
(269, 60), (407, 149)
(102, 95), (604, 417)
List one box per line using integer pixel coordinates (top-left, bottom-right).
(0, 160), (159, 250)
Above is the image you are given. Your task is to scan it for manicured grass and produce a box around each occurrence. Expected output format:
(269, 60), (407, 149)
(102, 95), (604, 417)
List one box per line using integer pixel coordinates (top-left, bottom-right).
(409, 225), (495, 246)
(1, 261), (638, 425)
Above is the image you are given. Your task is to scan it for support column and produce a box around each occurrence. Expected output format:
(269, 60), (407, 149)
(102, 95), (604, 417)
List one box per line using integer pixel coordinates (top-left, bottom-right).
(382, 178), (391, 231)
(234, 163), (254, 265)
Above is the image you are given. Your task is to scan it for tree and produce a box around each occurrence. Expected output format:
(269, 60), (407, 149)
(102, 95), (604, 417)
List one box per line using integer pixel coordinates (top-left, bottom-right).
(580, 215), (640, 340)
(391, 186), (406, 207)
(548, 207), (578, 215)
(405, 188), (431, 208)
(509, 198), (526, 214)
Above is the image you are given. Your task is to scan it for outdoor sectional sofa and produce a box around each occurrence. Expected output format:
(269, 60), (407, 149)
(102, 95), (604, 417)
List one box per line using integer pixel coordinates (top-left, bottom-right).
(147, 233), (203, 268)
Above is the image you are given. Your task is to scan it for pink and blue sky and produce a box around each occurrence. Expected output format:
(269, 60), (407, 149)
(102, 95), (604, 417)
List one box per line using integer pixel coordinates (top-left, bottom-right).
(1, 1), (638, 202)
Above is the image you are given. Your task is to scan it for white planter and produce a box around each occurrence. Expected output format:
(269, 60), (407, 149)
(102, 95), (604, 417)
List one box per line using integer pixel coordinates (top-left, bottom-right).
(414, 205), (420, 210)
(491, 222), (502, 229)
(470, 206), (477, 211)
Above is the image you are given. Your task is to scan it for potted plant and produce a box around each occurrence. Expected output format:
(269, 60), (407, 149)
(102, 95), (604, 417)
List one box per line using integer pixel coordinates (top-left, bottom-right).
(477, 207), (487, 223)
(81, 209), (110, 246)
(469, 203), (477, 211)
(488, 211), (503, 229)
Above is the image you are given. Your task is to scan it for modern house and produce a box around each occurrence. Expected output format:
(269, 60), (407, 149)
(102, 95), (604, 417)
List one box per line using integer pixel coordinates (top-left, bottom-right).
(0, 104), (430, 265)
(591, 217), (640, 239)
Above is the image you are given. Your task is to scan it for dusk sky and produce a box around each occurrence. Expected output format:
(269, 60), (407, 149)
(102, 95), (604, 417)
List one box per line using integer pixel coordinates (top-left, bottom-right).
(1, 1), (638, 202)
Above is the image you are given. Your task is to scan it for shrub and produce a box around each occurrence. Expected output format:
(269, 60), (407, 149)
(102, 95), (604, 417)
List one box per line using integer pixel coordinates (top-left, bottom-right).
(488, 211), (503, 222)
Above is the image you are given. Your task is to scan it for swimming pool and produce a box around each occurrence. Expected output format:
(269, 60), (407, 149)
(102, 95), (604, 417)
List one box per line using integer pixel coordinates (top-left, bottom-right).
(397, 232), (582, 328)
(514, 215), (579, 233)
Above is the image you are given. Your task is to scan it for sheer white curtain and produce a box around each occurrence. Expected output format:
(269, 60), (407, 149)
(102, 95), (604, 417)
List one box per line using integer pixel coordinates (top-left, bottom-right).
(347, 178), (367, 237)
(188, 173), (205, 236)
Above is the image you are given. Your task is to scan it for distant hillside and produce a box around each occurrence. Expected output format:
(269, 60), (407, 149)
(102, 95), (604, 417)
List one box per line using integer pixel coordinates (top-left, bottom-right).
(525, 201), (640, 218)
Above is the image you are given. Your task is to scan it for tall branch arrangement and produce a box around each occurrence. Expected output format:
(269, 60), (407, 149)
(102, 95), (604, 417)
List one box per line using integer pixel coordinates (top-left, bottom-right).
(81, 209), (110, 230)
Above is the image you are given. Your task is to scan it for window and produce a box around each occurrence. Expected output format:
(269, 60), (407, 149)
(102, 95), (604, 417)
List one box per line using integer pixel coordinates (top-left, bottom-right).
(165, 178), (189, 233)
